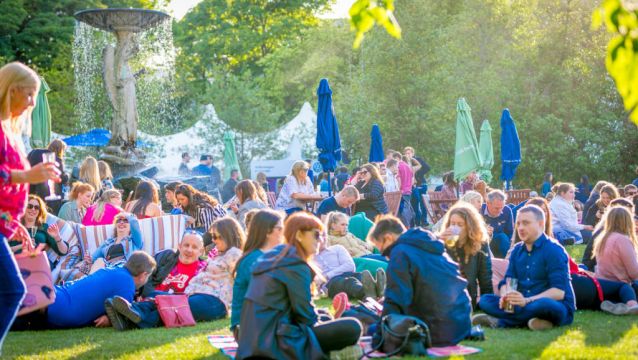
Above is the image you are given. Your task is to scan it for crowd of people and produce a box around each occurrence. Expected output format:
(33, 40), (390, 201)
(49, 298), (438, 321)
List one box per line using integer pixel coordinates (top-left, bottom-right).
(3, 61), (638, 358)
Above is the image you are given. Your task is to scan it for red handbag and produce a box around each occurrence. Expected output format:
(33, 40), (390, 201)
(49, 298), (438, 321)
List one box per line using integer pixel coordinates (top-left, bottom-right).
(155, 294), (196, 328)
(16, 244), (56, 316)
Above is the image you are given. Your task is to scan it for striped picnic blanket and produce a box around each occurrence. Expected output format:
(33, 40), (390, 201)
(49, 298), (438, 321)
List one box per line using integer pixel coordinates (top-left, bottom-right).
(45, 214), (187, 282)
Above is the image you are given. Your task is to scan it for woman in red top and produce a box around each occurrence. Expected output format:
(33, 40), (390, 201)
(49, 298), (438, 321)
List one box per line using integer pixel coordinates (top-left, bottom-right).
(0, 62), (60, 353)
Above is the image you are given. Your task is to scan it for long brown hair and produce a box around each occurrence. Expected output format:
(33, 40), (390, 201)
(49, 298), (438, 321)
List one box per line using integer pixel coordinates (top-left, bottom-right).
(442, 203), (488, 262)
(361, 163), (384, 186)
(233, 209), (283, 277)
(595, 184), (619, 209)
(130, 180), (159, 217)
(235, 179), (258, 204)
(47, 139), (66, 159)
(593, 206), (638, 259)
(22, 195), (47, 227)
(174, 184), (220, 216)
(210, 217), (245, 252)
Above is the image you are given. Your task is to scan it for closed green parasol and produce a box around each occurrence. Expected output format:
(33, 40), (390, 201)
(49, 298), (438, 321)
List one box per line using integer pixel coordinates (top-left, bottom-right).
(223, 130), (242, 181)
(478, 119), (494, 184)
(31, 77), (51, 148)
(453, 98), (482, 182)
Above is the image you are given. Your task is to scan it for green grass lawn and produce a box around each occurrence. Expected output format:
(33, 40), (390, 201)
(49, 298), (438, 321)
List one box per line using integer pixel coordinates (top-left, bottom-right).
(5, 246), (638, 359)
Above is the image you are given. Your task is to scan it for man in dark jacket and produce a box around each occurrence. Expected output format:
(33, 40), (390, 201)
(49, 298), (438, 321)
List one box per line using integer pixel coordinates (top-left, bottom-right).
(367, 216), (472, 347)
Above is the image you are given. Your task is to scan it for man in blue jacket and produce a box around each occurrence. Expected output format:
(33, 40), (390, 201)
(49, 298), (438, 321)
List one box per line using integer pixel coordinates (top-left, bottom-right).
(474, 205), (575, 331)
(481, 190), (514, 258)
(367, 215), (472, 347)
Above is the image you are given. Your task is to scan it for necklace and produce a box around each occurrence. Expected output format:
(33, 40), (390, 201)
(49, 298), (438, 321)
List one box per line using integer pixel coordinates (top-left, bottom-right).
(28, 226), (37, 239)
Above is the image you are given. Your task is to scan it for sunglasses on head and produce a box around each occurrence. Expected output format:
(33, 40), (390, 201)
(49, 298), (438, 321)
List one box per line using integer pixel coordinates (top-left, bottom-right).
(116, 218), (129, 224)
(27, 204), (40, 210)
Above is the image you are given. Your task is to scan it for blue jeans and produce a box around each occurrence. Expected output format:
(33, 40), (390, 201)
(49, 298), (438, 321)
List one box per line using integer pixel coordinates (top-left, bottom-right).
(411, 185), (428, 226)
(598, 278), (636, 303)
(478, 294), (573, 328)
(490, 232), (511, 259)
(0, 235), (26, 353)
(135, 293), (227, 328)
(554, 229), (592, 245)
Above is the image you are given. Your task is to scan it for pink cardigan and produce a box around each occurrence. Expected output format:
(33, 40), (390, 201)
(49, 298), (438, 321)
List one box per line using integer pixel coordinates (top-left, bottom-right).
(82, 203), (123, 226)
(595, 232), (638, 284)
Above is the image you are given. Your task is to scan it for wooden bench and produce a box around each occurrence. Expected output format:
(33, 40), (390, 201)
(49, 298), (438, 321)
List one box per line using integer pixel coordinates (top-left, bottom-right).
(422, 191), (458, 224)
(506, 189), (531, 205)
(384, 191), (402, 216)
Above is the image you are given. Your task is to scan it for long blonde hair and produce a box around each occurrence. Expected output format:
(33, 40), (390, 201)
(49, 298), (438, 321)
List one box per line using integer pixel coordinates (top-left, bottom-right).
(326, 211), (349, 236)
(80, 156), (102, 193)
(290, 161), (310, 185)
(92, 189), (121, 222)
(0, 62), (40, 133)
(592, 206), (638, 259)
(442, 203), (489, 262)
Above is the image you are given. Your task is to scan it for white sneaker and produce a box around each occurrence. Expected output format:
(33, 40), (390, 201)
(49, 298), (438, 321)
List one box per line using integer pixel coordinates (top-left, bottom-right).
(601, 300), (629, 315)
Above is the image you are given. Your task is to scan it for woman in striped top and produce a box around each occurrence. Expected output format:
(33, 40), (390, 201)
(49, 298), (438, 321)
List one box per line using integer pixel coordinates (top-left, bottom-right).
(175, 184), (227, 234)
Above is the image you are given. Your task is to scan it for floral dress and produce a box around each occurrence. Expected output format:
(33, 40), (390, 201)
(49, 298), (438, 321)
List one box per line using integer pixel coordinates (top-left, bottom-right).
(185, 246), (242, 308)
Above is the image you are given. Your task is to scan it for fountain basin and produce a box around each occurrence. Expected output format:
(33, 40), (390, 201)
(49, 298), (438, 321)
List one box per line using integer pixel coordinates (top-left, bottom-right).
(74, 8), (169, 33)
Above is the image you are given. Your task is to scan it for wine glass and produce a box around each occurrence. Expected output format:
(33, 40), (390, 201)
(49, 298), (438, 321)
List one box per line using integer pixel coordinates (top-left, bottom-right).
(42, 152), (61, 201)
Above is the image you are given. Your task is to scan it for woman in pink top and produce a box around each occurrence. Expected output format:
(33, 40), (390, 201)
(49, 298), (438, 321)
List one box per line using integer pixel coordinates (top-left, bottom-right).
(593, 207), (638, 285)
(83, 189), (123, 226)
(0, 62), (60, 352)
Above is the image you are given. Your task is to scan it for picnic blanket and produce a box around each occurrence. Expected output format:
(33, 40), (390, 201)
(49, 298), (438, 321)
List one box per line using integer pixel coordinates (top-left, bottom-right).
(208, 335), (481, 358)
(45, 214), (187, 282)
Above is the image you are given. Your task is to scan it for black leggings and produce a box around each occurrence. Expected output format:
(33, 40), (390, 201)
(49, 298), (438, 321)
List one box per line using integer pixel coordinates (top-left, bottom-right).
(571, 274), (637, 310)
(311, 318), (362, 353)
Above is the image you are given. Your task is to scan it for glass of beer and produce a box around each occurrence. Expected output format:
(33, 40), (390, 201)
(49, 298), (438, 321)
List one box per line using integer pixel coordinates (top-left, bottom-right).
(504, 277), (518, 313)
(445, 225), (461, 248)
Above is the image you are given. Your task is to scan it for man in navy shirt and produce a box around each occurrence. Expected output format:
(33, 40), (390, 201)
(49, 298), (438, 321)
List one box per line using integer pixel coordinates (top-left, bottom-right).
(482, 190), (514, 258)
(474, 205), (575, 331)
(316, 186), (360, 221)
(46, 252), (155, 329)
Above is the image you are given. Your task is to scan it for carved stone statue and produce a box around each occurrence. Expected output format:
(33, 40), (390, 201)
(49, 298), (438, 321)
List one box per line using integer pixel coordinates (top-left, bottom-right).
(74, 9), (169, 167)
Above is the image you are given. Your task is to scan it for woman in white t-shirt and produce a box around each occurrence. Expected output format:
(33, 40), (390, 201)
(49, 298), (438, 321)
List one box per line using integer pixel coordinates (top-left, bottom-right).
(275, 161), (323, 215)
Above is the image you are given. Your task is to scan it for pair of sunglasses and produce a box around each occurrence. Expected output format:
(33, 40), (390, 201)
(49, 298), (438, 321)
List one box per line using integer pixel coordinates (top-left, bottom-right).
(116, 218), (129, 224)
(27, 204), (40, 210)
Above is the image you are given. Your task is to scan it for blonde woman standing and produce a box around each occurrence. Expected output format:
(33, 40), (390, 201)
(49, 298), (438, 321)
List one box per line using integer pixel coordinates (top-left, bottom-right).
(79, 156), (102, 197)
(0, 62), (60, 352)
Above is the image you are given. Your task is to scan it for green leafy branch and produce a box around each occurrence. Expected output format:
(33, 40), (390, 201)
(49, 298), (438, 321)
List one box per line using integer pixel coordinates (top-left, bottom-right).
(349, 0), (401, 48)
(593, 0), (638, 125)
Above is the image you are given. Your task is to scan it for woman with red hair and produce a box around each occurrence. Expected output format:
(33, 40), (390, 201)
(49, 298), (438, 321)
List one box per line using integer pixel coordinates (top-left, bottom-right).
(237, 212), (362, 359)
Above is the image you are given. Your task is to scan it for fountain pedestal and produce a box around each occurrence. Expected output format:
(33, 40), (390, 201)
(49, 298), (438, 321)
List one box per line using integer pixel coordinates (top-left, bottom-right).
(74, 8), (170, 172)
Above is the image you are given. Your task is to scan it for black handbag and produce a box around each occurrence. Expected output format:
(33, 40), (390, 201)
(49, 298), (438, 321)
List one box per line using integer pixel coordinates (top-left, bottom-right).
(363, 314), (432, 358)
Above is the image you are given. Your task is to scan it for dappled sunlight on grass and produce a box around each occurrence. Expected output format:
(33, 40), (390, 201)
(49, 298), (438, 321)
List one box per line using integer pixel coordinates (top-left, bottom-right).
(540, 325), (638, 359)
(14, 341), (97, 360)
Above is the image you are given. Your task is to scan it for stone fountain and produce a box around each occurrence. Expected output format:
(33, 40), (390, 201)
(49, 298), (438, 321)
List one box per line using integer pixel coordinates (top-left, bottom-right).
(74, 8), (170, 170)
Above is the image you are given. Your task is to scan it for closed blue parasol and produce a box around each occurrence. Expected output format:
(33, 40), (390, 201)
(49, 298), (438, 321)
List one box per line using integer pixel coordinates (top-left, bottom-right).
(316, 79), (342, 195)
(63, 128), (148, 147)
(500, 109), (521, 189)
(369, 124), (384, 163)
